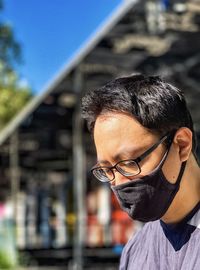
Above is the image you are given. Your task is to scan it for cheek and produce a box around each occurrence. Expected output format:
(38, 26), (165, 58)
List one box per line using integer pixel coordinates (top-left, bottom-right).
(162, 149), (181, 184)
(139, 146), (166, 176)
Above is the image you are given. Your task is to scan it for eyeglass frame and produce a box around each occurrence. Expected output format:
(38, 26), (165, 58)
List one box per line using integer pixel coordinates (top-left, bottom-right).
(91, 133), (173, 183)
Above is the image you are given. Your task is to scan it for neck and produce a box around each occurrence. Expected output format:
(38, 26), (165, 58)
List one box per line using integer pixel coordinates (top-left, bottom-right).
(161, 155), (200, 224)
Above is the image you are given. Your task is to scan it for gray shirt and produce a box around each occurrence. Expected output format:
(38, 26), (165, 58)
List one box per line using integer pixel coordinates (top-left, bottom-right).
(120, 202), (200, 270)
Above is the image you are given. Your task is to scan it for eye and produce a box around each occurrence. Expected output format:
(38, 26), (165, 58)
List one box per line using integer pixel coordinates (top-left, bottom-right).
(117, 160), (140, 175)
(101, 167), (113, 177)
(92, 167), (114, 182)
(122, 160), (136, 167)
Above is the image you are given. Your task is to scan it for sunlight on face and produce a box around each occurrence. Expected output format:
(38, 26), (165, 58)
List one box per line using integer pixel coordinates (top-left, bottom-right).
(94, 112), (166, 186)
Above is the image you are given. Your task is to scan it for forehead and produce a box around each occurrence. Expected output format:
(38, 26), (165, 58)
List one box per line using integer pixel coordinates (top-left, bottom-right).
(94, 112), (149, 139)
(93, 112), (155, 161)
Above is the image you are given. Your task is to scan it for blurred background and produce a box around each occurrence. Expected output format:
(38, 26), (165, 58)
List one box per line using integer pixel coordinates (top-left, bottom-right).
(0, 0), (200, 269)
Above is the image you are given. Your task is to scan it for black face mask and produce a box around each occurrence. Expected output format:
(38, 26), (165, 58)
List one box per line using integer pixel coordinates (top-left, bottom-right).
(111, 151), (187, 222)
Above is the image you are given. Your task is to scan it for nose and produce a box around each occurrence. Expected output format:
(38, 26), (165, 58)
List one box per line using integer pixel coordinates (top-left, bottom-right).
(110, 171), (130, 186)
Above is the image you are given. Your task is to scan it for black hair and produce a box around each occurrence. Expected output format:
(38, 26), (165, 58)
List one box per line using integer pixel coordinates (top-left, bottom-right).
(82, 74), (197, 154)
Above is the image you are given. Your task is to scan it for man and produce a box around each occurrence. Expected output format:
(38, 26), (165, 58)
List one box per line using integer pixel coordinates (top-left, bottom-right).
(81, 74), (200, 269)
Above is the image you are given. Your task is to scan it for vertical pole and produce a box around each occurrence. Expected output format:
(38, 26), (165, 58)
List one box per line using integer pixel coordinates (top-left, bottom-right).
(10, 130), (19, 224)
(9, 130), (20, 266)
(72, 68), (86, 270)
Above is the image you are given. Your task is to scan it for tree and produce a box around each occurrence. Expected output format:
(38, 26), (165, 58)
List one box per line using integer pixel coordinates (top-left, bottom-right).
(0, 69), (31, 128)
(0, 0), (21, 73)
(0, 0), (32, 129)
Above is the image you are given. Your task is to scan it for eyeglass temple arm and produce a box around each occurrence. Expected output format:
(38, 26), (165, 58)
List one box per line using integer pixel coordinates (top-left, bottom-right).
(135, 134), (169, 163)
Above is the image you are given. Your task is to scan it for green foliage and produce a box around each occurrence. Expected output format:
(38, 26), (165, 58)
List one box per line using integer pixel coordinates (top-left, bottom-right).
(0, 250), (16, 269)
(0, 0), (21, 73)
(0, 22), (21, 72)
(0, 88), (31, 128)
(0, 0), (32, 129)
(0, 67), (32, 129)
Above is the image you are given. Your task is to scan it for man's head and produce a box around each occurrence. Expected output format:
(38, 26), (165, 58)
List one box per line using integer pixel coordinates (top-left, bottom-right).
(82, 74), (196, 154)
(82, 74), (198, 185)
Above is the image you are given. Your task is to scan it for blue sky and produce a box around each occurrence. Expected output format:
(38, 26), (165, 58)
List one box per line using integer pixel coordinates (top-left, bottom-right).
(2, 0), (122, 94)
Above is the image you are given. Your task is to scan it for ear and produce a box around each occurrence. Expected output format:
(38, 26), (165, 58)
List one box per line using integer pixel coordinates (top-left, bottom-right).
(173, 128), (193, 162)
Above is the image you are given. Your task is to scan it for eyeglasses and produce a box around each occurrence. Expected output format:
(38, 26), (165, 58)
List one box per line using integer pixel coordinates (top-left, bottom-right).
(91, 134), (172, 183)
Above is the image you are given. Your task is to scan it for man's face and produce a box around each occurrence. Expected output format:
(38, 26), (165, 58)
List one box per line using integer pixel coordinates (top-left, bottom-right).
(93, 112), (178, 186)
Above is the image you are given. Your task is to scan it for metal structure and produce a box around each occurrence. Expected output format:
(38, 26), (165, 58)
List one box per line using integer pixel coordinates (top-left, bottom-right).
(0, 0), (200, 268)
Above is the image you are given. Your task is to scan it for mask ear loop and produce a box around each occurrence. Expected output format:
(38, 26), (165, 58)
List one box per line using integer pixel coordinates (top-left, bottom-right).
(165, 130), (187, 187)
(161, 130), (187, 187)
(175, 161), (187, 187)
(158, 131), (175, 170)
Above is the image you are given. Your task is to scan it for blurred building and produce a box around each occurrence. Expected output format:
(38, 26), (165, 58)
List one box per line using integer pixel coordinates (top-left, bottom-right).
(0, 0), (200, 269)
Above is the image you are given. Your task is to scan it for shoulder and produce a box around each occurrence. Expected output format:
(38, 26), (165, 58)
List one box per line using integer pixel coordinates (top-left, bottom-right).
(120, 221), (160, 268)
